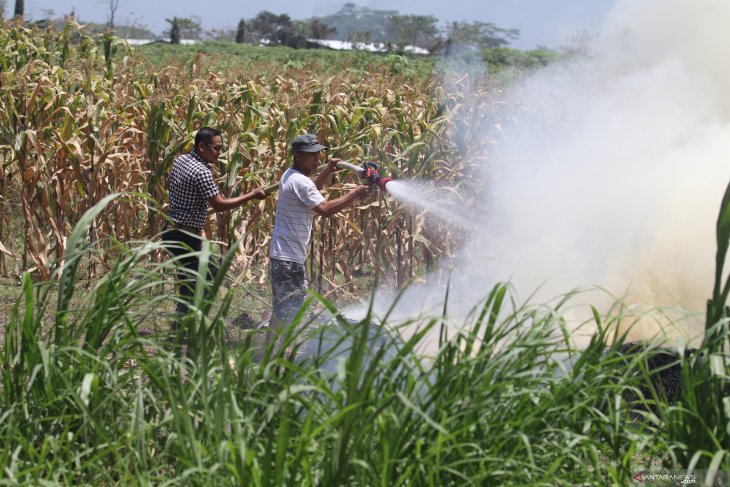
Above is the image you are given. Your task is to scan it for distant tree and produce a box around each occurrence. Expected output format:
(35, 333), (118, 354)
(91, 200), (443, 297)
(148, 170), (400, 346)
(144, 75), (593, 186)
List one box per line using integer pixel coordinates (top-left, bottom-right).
(317, 3), (398, 43)
(250, 11), (305, 48)
(179, 16), (203, 39)
(112, 23), (157, 40)
(445, 21), (519, 50)
(13, 0), (23, 18)
(426, 36), (448, 55)
(98, 0), (121, 29)
(206, 27), (236, 42)
(388, 15), (438, 51)
(164, 16), (202, 42)
(236, 18), (246, 43)
(308, 19), (336, 41)
(167, 17), (180, 44)
(251, 10), (287, 44)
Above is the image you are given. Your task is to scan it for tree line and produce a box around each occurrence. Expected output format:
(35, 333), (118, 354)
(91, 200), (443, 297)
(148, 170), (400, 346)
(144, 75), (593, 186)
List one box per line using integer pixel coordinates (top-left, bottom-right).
(188, 3), (519, 54)
(3, 0), (519, 54)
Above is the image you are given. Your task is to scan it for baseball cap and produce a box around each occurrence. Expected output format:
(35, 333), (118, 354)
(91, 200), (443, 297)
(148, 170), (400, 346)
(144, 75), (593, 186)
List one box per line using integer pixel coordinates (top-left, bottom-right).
(291, 134), (329, 153)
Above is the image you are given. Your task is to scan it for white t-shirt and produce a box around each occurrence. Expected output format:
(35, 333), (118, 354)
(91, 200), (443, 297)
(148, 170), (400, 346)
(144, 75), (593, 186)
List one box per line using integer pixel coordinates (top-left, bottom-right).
(269, 168), (325, 264)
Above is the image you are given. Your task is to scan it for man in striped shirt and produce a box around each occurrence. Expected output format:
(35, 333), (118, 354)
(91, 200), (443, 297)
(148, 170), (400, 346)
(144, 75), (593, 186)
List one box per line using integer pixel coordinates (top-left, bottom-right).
(164, 126), (266, 332)
(268, 134), (369, 336)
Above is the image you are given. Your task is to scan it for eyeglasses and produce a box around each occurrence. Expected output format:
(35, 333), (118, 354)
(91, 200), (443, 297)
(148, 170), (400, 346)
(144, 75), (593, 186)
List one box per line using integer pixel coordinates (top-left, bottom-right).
(206, 143), (224, 152)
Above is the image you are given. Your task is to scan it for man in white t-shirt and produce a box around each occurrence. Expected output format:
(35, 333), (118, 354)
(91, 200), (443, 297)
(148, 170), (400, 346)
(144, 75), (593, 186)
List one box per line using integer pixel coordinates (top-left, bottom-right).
(268, 134), (370, 335)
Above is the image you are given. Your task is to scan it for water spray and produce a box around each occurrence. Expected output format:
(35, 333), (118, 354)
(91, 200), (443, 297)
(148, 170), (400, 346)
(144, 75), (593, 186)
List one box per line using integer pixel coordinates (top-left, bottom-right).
(262, 160), (393, 195)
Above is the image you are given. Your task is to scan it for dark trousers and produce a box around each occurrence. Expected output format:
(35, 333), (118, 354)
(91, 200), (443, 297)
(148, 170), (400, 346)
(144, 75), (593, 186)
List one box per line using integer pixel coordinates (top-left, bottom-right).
(269, 257), (308, 325)
(162, 228), (218, 323)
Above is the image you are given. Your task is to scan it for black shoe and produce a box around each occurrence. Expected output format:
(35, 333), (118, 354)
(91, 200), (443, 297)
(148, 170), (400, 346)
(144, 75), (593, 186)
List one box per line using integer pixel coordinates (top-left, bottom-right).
(231, 312), (257, 330)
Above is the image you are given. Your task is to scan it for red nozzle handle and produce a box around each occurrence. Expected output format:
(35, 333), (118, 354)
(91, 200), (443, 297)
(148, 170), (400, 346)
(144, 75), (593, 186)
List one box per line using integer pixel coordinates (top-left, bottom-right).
(378, 177), (392, 190)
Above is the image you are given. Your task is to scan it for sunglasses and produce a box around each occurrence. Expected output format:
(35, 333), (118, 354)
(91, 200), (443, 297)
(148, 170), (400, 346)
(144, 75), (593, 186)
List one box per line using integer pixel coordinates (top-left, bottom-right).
(206, 143), (224, 152)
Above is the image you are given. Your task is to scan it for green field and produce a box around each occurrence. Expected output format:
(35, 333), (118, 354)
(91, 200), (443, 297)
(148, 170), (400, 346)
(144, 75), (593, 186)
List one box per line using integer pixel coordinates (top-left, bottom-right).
(131, 40), (560, 83)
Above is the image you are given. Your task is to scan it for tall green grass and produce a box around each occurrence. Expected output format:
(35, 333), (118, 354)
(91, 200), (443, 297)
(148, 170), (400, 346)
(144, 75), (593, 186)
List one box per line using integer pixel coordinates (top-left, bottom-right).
(1, 194), (729, 485)
(655, 179), (730, 477)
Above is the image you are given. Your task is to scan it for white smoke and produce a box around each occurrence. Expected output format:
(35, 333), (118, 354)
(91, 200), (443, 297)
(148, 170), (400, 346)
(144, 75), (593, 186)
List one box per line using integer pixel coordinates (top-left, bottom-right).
(348, 0), (730, 347)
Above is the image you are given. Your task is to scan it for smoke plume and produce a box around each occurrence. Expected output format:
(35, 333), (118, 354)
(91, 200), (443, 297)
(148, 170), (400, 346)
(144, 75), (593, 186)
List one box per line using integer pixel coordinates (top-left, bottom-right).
(351, 0), (730, 347)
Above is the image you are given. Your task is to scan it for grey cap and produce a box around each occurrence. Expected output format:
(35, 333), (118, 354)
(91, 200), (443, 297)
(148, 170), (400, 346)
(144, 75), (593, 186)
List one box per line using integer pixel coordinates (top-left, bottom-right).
(291, 134), (329, 153)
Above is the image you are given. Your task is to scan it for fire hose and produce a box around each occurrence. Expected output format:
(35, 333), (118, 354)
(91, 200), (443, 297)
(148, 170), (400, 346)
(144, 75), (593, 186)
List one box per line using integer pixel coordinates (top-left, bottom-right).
(262, 160), (393, 195)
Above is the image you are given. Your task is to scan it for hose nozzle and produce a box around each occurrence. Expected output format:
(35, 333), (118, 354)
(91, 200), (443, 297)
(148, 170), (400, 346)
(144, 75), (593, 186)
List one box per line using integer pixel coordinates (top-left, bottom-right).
(363, 162), (380, 185)
(333, 160), (393, 191)
(377, 177), (392, 190)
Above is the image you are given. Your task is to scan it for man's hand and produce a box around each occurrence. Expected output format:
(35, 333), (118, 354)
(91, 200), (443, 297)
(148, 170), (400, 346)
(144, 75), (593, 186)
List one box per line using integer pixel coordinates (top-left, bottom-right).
(327, 157), (341, 171)
(314, 184), (372, 218)
(352, 184), (371, 200)
(249, 188), (267, 200)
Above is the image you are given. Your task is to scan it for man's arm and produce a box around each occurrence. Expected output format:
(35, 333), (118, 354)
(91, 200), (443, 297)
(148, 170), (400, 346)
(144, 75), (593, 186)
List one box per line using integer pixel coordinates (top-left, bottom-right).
(313, 157), (341, 190)
(312, 185), (370, 218)
(208, 188), (267, 212)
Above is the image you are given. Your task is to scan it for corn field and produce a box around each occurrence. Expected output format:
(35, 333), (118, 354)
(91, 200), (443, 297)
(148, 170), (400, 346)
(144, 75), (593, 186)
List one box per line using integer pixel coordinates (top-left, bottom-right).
(0, 20), (497, 289)
(5, 19), (730, 487)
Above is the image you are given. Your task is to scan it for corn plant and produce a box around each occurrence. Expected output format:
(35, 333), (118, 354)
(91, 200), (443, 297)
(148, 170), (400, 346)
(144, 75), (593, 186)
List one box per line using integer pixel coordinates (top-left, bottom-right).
(0, 19), (498, 293)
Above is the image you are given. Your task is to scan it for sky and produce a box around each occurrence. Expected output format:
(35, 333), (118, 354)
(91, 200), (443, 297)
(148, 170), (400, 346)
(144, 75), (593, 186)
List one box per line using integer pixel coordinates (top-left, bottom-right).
(14, 0), (616, 49)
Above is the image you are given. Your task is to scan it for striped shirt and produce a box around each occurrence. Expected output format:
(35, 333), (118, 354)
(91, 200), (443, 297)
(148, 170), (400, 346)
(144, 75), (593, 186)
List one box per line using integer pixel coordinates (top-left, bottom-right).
(167, 151), (219, 230)
(269, 168), (325, 264)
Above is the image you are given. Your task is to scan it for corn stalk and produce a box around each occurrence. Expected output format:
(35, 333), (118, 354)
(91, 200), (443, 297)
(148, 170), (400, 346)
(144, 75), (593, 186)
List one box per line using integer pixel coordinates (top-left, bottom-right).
(0, 20), (501, 288)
